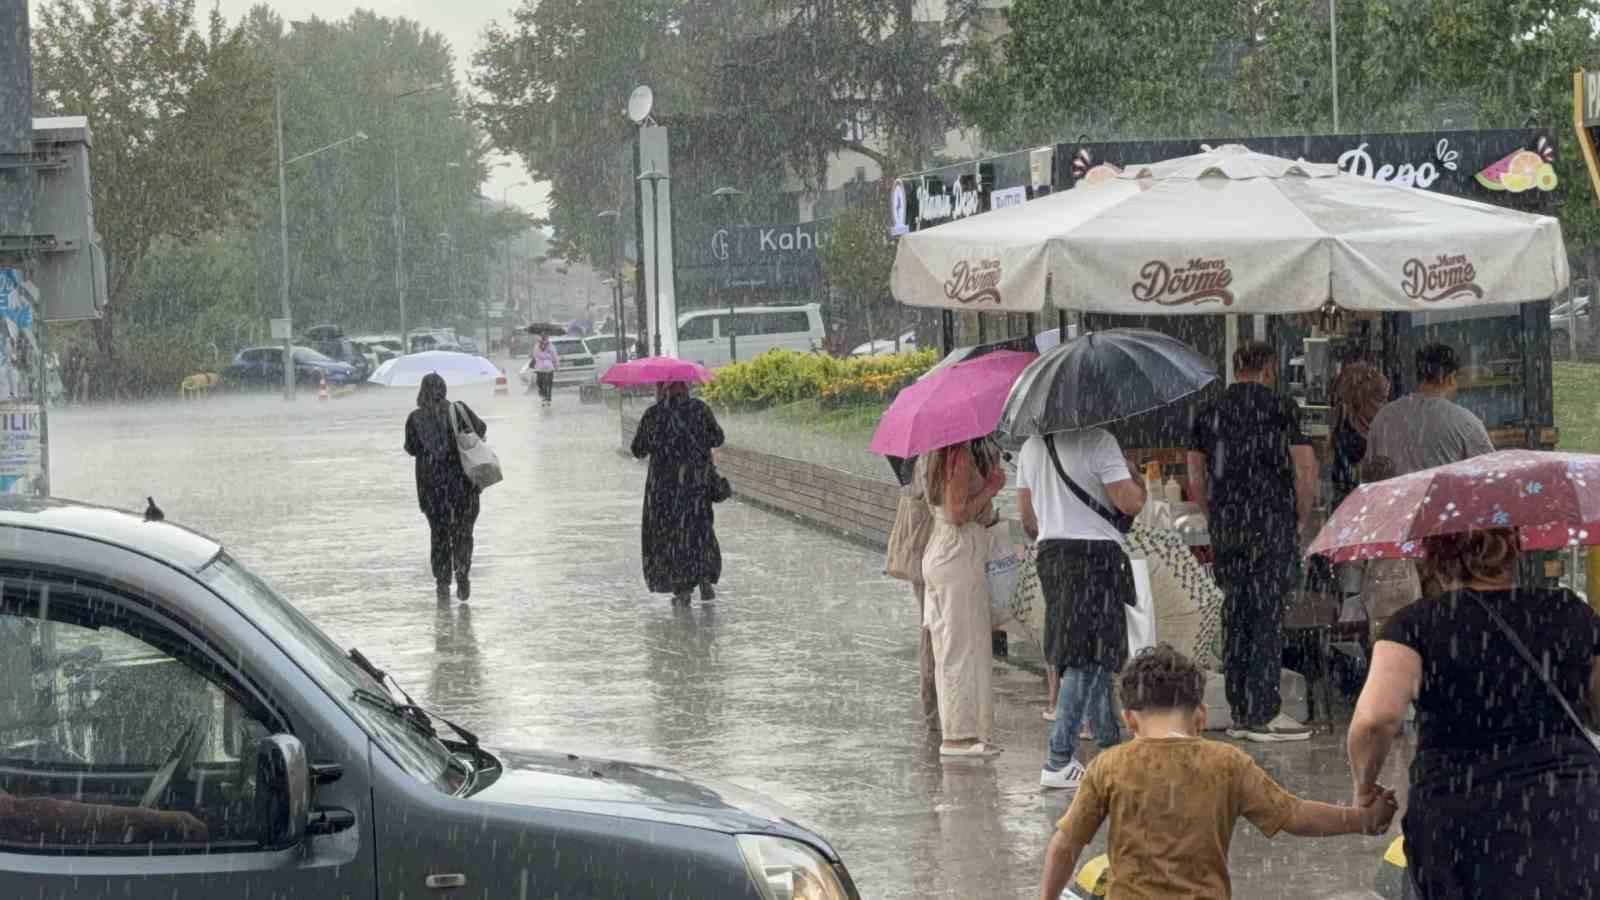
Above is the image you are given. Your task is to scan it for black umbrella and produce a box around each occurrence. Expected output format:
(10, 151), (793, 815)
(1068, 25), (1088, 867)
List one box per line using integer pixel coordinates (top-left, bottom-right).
(998, 328), (1217, 437)
(525, 322), (566, 336)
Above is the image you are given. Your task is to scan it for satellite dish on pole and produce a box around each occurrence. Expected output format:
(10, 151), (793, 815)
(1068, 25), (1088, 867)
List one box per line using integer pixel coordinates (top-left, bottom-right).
(626, 85), (654, 125)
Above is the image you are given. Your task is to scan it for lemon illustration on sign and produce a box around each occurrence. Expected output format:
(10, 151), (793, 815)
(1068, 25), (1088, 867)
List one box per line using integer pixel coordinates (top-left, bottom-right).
(1476, 148), (1556, 193)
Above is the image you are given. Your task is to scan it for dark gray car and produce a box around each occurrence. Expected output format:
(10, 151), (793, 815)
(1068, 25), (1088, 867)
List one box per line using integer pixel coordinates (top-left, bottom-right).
(0, 497), (858, 900)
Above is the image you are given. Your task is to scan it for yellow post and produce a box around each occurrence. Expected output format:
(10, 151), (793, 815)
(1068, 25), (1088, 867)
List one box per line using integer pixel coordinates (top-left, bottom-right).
(1587, 547), (1600, 616)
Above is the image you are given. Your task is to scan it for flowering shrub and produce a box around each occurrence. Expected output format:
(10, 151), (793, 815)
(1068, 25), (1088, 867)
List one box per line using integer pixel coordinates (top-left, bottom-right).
(702, 348), (936, 411)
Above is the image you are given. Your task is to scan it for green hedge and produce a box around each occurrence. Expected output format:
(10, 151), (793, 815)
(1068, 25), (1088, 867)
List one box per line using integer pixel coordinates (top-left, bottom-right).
(702, 348), (937, 411)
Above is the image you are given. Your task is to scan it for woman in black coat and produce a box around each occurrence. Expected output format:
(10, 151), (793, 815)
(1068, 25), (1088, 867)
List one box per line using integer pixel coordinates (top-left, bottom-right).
(404, 373), (487, 602)
(630, 382), (725, 606)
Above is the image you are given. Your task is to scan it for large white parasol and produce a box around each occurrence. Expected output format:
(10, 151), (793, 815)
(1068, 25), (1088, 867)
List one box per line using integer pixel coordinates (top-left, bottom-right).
(368, 351), (502, 387)
(890, 144), (1568, 315)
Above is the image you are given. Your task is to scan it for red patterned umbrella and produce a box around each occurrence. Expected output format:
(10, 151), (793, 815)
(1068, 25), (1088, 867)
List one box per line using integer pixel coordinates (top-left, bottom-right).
(1307, 450), (1600, 562)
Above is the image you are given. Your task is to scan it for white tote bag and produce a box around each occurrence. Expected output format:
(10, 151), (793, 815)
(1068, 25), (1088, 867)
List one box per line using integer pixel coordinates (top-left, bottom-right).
(450, 402), (503, 490)
(1126, 556), (1156, 657)
(985, 522), (1024, 628)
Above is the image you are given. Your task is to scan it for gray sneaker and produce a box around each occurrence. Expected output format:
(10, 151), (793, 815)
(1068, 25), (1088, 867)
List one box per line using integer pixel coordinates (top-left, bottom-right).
(1228, 713), (1312, 743)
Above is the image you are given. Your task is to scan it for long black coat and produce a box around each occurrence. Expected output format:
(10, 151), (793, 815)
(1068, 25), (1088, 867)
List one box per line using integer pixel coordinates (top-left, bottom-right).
(631, 396), (724, 594)
(404, 400), (487, 521)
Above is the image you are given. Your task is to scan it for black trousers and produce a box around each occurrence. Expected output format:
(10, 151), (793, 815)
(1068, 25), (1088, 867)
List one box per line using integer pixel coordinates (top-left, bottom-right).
(426, 495), (480, 585)
(1406, 739), (1600, 899)
(1217, 563), (1289, 728)
(535, 371), (554, 401)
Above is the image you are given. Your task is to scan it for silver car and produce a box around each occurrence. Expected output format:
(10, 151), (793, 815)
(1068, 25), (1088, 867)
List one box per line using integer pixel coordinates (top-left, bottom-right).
(0, 497), (859, 900)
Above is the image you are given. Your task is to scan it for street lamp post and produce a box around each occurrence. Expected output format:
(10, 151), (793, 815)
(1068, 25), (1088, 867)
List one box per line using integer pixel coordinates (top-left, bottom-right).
(636, 168), (669, 357)
(711, 186), (745, 364)
(597, 209), (627, 364)
(274, 82), (366, 401)
(390, 81), (445, 354)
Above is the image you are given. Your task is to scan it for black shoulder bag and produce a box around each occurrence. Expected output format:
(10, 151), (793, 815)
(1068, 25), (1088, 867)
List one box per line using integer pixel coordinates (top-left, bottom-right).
(1044, 434), (1135, 535)
(1471, 593), (1600, 761)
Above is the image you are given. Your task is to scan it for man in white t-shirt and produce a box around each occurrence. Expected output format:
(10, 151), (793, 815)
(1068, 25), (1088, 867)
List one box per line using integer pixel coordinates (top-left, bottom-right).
(1017, 427), (1145, 791)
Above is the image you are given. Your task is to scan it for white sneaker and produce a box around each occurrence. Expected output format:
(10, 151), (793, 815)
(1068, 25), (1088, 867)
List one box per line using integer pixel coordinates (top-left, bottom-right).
(1042, 708), (1056, 722)
(1040, 760), (1087, 790)
(1228, 713), (1312, 743)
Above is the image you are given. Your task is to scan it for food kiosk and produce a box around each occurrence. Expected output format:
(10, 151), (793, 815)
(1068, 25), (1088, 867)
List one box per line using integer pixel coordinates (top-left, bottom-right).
(892, 128), (1567, 488)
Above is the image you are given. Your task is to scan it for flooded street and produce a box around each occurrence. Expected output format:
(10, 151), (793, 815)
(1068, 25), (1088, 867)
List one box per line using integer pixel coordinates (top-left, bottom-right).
(49, 387), (1405, 899)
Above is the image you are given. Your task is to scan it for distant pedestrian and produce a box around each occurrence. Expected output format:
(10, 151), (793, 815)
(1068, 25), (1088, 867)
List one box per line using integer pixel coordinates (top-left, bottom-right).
(1348, 528), (1600, 898)
(922, 436), (1006, 758)
(1017, 426), (1145, 789)
(404, 373), (487, 603)
(530, 335), (559, 406)
(1187, 340), (1317, 742)
(1364, 342), (1493, 477)
(884, 455), (938, 727)
(1038, 644), (1395, 900)
(631, 382), (725, 607)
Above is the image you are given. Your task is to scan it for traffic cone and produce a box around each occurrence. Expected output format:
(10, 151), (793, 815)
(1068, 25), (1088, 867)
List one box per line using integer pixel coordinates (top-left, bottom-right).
(494, 369), (510, 396)
(317, 372), (330, 402)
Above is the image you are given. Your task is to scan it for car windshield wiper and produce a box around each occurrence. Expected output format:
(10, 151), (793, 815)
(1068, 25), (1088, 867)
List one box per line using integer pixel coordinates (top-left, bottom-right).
(347, 647), (481, 751)
(350, 687), (439, 740)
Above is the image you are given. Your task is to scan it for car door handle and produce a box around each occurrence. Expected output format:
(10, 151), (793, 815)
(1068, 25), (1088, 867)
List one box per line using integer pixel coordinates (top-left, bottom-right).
(425, 874), (467, 890)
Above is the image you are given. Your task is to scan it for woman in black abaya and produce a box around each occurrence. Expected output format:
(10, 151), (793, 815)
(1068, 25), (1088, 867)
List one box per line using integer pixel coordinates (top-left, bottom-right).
(631, 382), (725, 606)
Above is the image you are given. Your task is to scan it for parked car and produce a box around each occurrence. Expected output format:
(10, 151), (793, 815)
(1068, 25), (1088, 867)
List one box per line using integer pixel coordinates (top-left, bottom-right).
(0, 497), (860, 900)
(583, 333), (639, 379)
(849, 331), (918, 357)
(677, 304), (825, 368)
(302, 336), (372, 383)
(221, 346), (356, 390)
(351, 335), (402, 365)
(1551, 295), (1590, 358)
(410, 332), (463, 354)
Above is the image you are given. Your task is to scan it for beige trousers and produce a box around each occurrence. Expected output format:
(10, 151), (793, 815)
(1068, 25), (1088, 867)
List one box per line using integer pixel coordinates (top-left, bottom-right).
(914, 581), (938, 719)
(922, 517), (994, 742)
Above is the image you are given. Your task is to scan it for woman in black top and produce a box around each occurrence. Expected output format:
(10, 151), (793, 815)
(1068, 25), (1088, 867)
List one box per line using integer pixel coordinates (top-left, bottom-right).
(404, 373), (487, 602)
(1348, 529), (1600, 898)
(1328, 361), (1388, 510)
(630, 382), (725, 607)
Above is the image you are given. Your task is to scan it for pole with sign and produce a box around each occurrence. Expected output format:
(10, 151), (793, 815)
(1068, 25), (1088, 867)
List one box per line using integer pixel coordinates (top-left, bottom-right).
(1575, 71), (1600, 206)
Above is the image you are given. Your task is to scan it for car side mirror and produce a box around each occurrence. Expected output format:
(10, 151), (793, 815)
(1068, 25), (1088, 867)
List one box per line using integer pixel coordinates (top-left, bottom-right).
(255, 734), (310, 849)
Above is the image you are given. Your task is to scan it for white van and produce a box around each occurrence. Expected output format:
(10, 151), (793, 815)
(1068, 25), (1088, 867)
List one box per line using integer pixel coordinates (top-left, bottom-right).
(676, 304), (825, 368)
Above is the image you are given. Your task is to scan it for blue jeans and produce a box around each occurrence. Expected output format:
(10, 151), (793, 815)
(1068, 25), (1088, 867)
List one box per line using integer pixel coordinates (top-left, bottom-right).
(1047, 664), (1120, 770)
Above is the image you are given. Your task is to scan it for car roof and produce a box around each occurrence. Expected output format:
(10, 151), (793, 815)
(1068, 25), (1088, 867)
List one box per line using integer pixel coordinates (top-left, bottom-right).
(0, 496), (223, 573)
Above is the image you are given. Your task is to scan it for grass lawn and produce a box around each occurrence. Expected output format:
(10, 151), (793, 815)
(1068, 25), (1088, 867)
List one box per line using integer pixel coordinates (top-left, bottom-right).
(760, 398), (887, 444)
(1556, 362), (1600, 453)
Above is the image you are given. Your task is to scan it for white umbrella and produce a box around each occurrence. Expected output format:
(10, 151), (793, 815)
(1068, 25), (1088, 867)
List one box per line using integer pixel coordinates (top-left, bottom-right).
(891, 144), (1568, 315)
(368, 351), (502, 387)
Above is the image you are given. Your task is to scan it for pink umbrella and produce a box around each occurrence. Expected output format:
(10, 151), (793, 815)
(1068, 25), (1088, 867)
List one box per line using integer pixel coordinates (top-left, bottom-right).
(1307, 450), (1600, 562)
(599, 356), (713, 387)
(868, 350), (1036, 458)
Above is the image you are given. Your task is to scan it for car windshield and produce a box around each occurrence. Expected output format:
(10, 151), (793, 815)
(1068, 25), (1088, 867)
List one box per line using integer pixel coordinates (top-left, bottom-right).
(585, 337), (617, 353)
(293, 347), (334, 363)
(198, 553), (468, 795)
(553, 339), (586, 355)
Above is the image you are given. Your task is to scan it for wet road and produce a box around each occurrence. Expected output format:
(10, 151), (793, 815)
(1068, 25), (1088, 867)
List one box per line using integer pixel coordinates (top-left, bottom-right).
(50, 386), (1406, 899)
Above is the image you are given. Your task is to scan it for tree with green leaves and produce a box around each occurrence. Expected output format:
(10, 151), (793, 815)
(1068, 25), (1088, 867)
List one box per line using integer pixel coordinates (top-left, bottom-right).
(31, 0), (275, 393)
(821, 202), (896, 349)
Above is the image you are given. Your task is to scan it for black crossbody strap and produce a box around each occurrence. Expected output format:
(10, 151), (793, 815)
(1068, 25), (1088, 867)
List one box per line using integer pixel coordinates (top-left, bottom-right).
(1044, 434), (1134, 535)
(1471, 593), (1600, 762)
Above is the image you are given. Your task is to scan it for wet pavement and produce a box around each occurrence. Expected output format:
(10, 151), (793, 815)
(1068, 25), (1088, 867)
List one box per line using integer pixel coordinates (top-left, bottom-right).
(50, 386), (1409, 899)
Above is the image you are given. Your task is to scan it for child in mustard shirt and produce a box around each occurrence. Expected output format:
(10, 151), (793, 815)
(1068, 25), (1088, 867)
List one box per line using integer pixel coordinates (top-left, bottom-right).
(1039, 645), (1396, 899)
